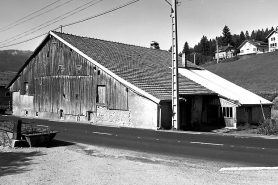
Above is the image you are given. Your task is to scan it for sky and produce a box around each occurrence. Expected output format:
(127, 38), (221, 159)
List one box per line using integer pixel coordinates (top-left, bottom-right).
(0, 0), (277, 52)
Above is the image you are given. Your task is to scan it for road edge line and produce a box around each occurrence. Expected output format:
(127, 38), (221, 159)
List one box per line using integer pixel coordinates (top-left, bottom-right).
(219, 167), (278, 172)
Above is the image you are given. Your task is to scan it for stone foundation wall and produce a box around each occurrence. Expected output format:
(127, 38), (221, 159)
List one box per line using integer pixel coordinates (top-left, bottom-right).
(94, 106), (131, 127)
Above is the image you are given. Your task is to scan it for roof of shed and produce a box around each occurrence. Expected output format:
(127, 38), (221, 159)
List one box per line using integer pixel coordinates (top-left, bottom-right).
(179, 68), (272, 105)
(8, 31), (215, 102)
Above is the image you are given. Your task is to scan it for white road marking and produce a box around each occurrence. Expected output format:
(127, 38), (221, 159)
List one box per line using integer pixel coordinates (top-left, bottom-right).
(190, 142), (223, 146)
(92, 132), (112, 136)
(219, 167), (278, 172)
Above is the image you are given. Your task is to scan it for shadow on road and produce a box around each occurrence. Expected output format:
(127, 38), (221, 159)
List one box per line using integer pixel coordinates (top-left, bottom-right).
(47, 139), (75, 148)
(0, 151), (45, 177)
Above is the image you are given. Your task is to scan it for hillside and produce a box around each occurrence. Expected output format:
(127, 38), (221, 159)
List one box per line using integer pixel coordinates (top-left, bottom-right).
(0, 71), (16, 86)
(204, 51), (278, 93)
(0, 50), (32, 72)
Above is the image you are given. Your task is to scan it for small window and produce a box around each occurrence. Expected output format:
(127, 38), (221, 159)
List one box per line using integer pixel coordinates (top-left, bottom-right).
(96, 85), (106, 105)
(253, 48), (256, 51)
(220, 107), (233, 118)
(5, 91), (11, 97)
(240, 50), (244, 53)
(24, 82), (29, 95)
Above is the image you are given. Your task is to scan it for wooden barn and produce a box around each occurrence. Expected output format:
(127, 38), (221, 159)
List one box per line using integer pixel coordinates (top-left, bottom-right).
(7, 31), (272, 129)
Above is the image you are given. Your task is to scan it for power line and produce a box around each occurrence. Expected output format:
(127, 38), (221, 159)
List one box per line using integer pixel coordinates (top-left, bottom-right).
(62, 0), (139, 28)
(0, 0), (102, 46)
(0, 0), (140, 49)
(164, 0), (172, 6)
(0, 0), (63, 31)
(0, 32), (48, 49)
(0, 0), (74, 33)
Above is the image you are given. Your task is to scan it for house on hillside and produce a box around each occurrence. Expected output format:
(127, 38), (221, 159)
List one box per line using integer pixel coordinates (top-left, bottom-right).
(266, 27), (278, 52)
(7, 31), (272, 129)
(0, 72), (14, 113)
(238, 40), (268, 56)
(215, 44), (236, 61)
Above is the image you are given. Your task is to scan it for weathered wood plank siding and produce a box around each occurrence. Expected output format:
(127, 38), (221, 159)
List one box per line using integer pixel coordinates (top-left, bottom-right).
(10, 37), (128, 117)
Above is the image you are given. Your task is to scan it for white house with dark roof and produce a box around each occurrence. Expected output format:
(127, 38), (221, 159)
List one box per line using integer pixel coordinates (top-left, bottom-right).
(238, 40), (268, 56)
(266, 27), (278, 52)
(215, 44), (236, 61)
(7, 31), (272, 129)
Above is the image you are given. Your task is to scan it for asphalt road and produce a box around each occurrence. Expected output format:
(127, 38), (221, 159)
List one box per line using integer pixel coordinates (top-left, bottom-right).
(1, 115), (278, 167)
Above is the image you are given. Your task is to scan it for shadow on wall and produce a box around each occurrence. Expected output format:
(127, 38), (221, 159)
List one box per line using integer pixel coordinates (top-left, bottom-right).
(0, 151), (45, 177)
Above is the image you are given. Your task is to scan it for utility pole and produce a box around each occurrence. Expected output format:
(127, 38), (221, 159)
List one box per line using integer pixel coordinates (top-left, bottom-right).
(171, 0), (180, 130)
(216, 38), (219, 63)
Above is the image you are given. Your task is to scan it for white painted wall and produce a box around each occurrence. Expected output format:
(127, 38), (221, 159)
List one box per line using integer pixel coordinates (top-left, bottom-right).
(268, 32), (278, 52)
(238, 42), (258, 56)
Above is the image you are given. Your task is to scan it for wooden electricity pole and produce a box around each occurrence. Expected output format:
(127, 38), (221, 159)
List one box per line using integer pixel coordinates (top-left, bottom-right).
(171, 0), (180, 130)
(216, 38), (219, 63)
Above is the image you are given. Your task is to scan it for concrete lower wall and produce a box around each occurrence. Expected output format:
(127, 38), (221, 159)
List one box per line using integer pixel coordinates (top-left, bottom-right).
(12, 92), (34, 116)
(127, 91), (158, 129)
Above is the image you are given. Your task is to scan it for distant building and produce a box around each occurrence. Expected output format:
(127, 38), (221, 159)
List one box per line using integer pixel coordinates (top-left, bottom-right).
(266, 27), (278, 52)
(215, 44), (236, 61)
(237, 40), (268, 56)
(0, 72), (14, 113)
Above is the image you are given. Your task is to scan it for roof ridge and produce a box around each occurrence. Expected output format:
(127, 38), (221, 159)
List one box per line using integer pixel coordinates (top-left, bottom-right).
(52, 31), (171, 53)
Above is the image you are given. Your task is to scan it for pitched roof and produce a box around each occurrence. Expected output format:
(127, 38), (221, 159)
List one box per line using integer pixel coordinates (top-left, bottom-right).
(216, 45), (234, 53)
(237, 39), (268, 49)
(266, 28), (278, 39)
(52, 32), (214, 101)
(179, 69), (272, 105)
(7, 31), (215, 102)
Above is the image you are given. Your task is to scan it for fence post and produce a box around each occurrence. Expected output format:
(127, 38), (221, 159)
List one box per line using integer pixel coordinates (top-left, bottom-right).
(12, 119), (22, 140)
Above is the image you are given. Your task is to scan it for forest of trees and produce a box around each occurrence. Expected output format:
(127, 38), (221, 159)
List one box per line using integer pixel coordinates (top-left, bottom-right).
(175, 25), (276, 65)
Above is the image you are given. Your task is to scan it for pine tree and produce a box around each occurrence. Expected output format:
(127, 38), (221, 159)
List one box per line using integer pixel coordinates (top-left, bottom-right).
(182, 42), (190, 55)
(239, 31), (245, 43)
(222, 25), (232, 46)
(200, 35), (209, 56)
(245, 31), (250, 39)
(251, 30), (256, 40)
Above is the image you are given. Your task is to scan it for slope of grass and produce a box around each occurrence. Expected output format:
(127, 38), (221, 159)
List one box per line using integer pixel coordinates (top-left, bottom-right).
(0, 50), (32, 72)
(0, 71), (16, 86)
(204, 51), (278, 92)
